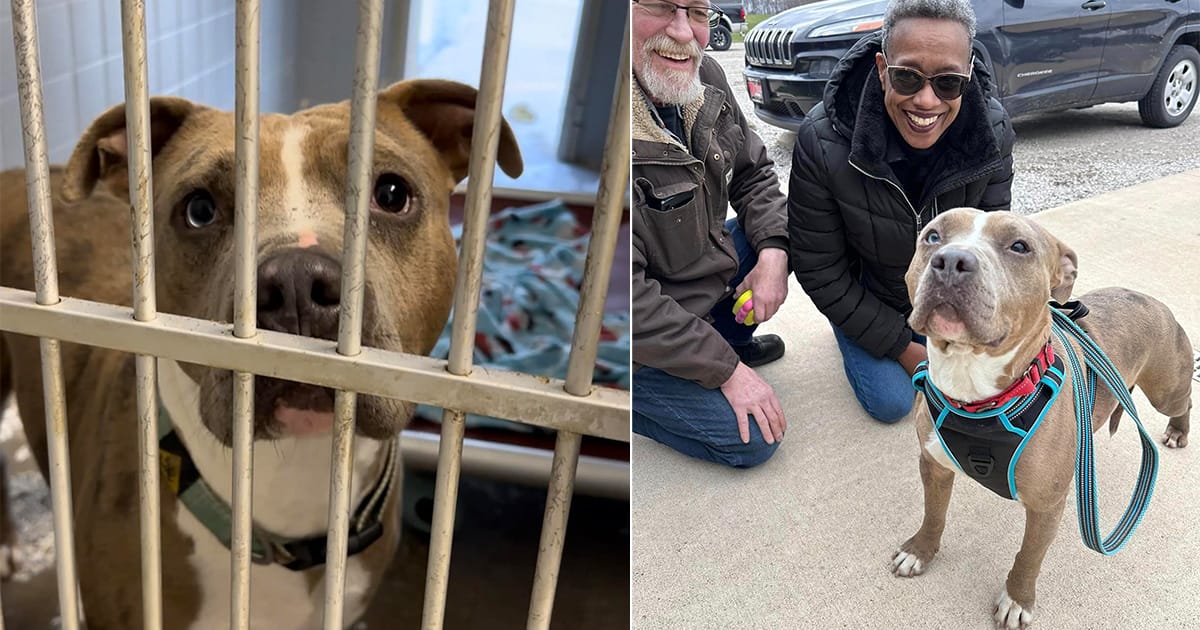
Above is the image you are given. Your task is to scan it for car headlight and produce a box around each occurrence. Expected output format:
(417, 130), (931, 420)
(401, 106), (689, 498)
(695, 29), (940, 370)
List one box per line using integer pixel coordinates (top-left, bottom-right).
(807, 15), (884, 38)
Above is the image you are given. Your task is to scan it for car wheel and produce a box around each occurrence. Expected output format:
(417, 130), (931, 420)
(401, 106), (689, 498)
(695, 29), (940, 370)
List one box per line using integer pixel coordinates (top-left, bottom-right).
(1138, 45), (1199, 128)
(709, 25), (732, 52)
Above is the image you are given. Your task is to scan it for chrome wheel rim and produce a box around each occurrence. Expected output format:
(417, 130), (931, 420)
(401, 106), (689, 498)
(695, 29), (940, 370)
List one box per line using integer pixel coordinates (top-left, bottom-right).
(1164, 59), (1197, 117)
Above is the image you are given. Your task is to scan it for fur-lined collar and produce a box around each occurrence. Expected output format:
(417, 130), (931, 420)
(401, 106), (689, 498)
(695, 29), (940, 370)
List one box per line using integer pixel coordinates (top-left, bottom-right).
(631, 72), (709, 150)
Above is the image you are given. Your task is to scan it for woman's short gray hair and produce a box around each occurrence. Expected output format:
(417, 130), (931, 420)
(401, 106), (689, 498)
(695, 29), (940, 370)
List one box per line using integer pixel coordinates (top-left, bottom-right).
(881, 0), (977, 55)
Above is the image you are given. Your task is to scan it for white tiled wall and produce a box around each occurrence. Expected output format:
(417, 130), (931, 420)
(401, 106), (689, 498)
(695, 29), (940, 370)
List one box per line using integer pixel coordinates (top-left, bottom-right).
(0, 0), (239, 169)
(0, 0), (602, 196)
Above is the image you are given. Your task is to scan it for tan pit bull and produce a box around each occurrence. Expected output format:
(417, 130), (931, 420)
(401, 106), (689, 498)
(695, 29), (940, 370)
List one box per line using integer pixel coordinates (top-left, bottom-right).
(892, 208), (1192, 630)
(0, 79), (522, 629)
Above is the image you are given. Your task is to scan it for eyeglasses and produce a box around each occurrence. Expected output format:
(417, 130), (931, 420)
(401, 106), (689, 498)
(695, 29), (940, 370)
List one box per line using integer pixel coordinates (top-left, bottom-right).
(632, 0), (723, 26)
(883, 55), (974, 101)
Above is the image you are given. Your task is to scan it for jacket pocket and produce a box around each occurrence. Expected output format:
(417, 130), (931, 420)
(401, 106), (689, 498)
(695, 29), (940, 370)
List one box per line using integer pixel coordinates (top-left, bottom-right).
(634, 178), (706, 276)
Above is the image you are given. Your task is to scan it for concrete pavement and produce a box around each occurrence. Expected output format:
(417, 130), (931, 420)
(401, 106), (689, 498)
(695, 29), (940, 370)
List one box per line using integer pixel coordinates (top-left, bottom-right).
(631, 169), (1200, 629)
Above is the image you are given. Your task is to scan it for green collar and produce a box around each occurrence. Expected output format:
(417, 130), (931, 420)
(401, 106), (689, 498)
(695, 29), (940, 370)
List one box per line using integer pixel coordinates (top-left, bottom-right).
(157, 403), (396, 571)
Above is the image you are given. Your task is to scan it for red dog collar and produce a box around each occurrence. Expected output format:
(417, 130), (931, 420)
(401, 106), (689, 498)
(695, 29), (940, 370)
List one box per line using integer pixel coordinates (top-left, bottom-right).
(946, 341), (1056, 413)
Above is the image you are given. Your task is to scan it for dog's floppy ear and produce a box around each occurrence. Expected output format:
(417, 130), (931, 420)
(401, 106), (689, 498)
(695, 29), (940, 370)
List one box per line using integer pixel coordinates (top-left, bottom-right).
(1049, 236), (1078, 303)
(378, 79), (523, 184)
(61, 97), (198, 202)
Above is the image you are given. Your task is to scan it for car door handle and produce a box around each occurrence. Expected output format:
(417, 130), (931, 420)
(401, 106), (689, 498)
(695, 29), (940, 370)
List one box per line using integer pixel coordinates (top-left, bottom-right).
(1081, 0), (1106, 8)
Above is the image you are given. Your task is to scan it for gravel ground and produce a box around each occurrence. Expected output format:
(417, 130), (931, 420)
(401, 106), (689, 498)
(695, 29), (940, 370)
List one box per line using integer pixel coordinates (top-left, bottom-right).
(710, 43), (1200, 215)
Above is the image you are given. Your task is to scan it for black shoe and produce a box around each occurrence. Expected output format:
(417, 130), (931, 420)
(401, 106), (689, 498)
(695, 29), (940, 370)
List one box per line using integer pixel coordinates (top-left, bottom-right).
(732, 334), (785, 368)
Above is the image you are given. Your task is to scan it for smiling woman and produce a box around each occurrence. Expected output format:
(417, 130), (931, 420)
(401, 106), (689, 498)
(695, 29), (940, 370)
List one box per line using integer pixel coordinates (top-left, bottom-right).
(787, 0), (1015, 426)
(876, 16), (974, 150)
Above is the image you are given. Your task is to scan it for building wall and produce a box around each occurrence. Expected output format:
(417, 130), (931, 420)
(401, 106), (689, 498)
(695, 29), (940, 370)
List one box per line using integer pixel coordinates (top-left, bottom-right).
(0, 0), (300, 170)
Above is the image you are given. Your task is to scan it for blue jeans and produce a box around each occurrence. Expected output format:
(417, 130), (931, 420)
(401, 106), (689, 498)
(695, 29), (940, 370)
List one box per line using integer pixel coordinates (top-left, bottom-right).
(831, 324), (926, 423)
(632, 219), (779, 468)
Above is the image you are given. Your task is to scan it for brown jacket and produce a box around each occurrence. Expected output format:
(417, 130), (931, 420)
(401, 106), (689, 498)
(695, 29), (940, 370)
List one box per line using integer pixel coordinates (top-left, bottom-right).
(632, 56), (788, 389)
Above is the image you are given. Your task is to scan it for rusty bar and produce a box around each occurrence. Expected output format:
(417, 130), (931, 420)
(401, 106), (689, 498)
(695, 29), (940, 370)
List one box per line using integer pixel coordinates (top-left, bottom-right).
(526, 431), (583, 628)
(528, 22), (631, 630)
(323, 0), (384, 626)
(0, 290), (630, 439)
(423, 0), (518, 627)
(119, 1), (163, 627)
(562, 24), (631, 398)
(11, 2), (80, 628)
(230, 0), (262, 626)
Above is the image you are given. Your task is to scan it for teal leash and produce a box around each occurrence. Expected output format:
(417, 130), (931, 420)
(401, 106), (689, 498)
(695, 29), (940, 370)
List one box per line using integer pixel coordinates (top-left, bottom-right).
(1049, 306), (1159, 555)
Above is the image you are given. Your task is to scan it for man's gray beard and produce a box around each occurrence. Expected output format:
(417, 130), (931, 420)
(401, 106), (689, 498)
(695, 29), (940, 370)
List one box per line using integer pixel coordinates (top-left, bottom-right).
(637, 50), (703, 105)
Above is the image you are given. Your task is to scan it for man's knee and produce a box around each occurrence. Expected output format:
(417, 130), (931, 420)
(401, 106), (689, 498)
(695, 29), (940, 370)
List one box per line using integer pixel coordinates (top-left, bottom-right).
(712, 436), (780, 468)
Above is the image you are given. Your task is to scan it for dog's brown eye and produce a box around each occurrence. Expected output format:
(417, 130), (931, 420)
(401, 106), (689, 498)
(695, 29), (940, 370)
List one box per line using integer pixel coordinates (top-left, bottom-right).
(1010, 240), (1030, 254)
(184, 191), (218, 228)
(924, 230), (940, 244)
(372, 173), (410, 214)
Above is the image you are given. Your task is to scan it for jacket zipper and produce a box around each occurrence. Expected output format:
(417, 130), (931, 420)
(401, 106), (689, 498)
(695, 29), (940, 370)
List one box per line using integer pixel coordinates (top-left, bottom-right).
(849, 159), (926, 233)
(632, 158), (701, 168)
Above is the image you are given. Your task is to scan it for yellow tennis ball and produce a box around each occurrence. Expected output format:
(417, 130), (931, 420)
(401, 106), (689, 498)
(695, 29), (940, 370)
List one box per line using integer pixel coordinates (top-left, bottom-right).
(732, 290), (755, 326)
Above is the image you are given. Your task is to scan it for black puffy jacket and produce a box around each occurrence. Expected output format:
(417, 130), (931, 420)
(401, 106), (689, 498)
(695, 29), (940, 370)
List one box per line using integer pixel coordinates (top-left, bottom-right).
(788, 32), (1015, 360)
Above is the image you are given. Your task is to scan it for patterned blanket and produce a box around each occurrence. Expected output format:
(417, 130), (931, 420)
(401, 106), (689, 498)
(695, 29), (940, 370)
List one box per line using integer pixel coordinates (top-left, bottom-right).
(417, 201), (630, 432)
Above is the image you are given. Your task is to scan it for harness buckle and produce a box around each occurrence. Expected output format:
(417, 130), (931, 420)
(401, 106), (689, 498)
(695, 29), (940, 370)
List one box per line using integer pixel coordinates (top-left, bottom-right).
(967, 449), (994, 477)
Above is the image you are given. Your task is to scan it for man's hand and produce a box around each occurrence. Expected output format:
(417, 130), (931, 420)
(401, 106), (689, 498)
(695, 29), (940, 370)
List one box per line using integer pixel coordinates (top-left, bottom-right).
(734, 247), (789, 324)
(719, 362), (786, 444)
(897, 341), (928, 377)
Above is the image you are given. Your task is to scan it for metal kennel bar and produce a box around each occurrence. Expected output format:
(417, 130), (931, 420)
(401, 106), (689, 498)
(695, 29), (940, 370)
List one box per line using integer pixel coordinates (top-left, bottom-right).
(117, 1), (165, 628)
(324, 0), (385, 627)
(231, 0), (263, 627)
(0, 293), (628, 438)
(2, 0), (631, 628)
(9, 1), (81, 629)
(527, 23), (632, 628)
(421, 0), (518, 627)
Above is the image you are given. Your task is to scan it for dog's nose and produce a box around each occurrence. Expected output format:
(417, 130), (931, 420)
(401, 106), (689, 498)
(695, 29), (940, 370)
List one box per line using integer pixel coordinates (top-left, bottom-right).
(931, 248), (978, 284)
(257, 249), (342, 338)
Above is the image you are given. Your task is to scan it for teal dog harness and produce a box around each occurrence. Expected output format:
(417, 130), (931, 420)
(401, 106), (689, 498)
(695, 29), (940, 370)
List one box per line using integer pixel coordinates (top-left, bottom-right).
(912, 343), (1064, 501)
(912, 301), (1159, 555)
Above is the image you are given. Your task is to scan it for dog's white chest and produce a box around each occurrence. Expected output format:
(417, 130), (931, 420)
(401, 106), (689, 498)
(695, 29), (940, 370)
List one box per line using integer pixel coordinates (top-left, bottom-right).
(175, 507), (375, 630)
(923, 431), (963, 475)
(157, 359), (383, 628)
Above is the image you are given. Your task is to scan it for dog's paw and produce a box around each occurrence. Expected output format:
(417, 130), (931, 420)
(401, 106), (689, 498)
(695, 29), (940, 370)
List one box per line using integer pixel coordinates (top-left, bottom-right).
(891, 549), (925, 577)
(994, 589), (1033, 629)
(891, 536), (938, 577)
(1162, 425), (1188, 449)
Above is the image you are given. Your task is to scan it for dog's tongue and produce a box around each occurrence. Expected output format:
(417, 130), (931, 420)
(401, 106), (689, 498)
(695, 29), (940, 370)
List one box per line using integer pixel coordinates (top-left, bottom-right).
(275, 406), (334, 436)
(930, 304), (966, 339)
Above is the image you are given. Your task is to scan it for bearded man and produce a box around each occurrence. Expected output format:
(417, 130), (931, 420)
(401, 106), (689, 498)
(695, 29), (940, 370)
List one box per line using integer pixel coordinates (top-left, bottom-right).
(630, 0), (791, 468)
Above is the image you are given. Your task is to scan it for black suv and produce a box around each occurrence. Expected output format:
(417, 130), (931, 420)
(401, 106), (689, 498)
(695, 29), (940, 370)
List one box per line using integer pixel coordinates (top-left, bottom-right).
(709, 2), (746, 51)
(743, 0), (1200, 130)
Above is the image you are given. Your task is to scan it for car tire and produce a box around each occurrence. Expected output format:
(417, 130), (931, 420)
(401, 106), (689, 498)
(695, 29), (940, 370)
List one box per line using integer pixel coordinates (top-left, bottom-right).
(709, 25), (732, 52)
(1138, 45), (1199, 128)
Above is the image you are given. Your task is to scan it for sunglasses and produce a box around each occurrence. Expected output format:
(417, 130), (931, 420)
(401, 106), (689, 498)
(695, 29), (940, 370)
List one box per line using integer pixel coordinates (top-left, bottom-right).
(883, 55), (974, 101)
